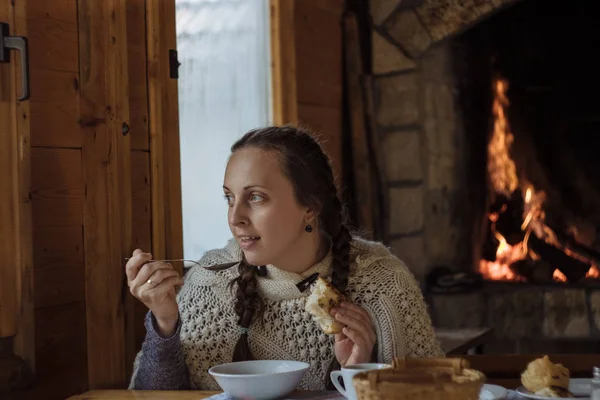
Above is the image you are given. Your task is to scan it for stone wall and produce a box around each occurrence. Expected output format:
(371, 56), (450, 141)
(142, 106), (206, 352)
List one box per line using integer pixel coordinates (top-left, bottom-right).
(428, 284), (600, 353)
(369, 0), (520, 282)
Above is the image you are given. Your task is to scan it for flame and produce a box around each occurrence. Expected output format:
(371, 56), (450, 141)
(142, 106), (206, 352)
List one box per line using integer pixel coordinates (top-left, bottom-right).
(487, 80), (518, 196)
(479, 78), (597, 283)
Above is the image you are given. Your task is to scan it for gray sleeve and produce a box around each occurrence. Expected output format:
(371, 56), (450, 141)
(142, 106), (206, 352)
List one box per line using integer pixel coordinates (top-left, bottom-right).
(129, 311), (190, 390)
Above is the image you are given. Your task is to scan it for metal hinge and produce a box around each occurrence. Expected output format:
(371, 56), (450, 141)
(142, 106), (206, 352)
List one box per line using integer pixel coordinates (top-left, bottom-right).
(169, 49), (181, 79)
(0, 22), (30, 101)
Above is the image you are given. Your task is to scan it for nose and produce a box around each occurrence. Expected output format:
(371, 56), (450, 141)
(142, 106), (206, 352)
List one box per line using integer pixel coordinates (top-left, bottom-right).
(229, 202), (249, 227)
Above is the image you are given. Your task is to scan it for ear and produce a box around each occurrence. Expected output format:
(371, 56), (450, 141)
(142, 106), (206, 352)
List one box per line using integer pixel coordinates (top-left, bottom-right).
(304, 208), (317, 224)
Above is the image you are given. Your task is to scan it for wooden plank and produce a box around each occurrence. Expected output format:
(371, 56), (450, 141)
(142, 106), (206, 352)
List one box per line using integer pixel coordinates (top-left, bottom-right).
(293, 0), (344, 178)
(19, 3), (79, 73)
(79, 0), (132, 388)
(12, 303), (88, 400)
(0, 0), (19, 340)
(146, 0), (166, 261)
(131, 151), (152, 252)
(344, 13), (375, 236)
(33, 226), (85, 309)
(10, 0), (35, 374)
(435, 327), (493, 355)
(126, 0), (150, 151)
(31, 148), (84, 227)
(160, 0), (184, 265)
(127, 150), (152, 377)
(295, 0), (343, 108)
(26, 0), (78, 24)
(30, 68), (81, 148)
(363, 75), (389, 243)
(270, 0), (298, 125)
(297, 103), (342, 176)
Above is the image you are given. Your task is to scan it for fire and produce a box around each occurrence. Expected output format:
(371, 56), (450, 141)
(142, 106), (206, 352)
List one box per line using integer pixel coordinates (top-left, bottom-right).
(481, 79), (528, 280)
(480, 78), (598, 283)
(487, 79), (518, 196)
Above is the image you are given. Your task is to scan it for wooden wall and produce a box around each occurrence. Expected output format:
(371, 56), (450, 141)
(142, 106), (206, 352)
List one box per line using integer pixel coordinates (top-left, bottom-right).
(9, 0), (170, 398)
(5, 0), (343, 399)
(26, 1), (88, 397)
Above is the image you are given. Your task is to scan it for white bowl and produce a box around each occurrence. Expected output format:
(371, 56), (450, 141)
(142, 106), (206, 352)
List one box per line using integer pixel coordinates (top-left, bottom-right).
(208, 360), (310, 400)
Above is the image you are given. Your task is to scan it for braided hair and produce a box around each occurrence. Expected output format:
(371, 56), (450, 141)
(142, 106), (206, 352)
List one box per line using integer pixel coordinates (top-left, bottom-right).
(228, 126), (352, 371)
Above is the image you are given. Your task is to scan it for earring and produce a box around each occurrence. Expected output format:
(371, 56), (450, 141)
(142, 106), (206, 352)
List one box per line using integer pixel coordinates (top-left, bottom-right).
(305, 224), (313, 233)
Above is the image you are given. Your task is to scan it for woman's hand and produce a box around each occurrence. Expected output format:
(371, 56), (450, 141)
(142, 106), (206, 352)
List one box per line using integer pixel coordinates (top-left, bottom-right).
(126, 249), (184, 336)
(331, 301), (377, 366)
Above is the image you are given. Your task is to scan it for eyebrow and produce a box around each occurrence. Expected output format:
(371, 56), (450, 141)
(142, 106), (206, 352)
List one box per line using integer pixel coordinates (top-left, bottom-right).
(222, 185), (268, 191)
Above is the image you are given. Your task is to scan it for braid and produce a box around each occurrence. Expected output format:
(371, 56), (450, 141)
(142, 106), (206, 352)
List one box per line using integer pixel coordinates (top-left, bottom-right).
(228, 260), (264, 362)
(329, 192), (352, 291)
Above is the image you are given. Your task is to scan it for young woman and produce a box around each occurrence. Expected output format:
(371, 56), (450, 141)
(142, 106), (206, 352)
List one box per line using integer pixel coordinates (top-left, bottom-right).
(126, 126), (443, 390)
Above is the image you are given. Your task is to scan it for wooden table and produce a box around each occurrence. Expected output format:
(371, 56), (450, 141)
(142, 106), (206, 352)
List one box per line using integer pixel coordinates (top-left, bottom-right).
(465, 354), (600, 389)
(66, 391), (342, 400)
(435, 327), (494, 355)
(66, 354), (600, 398)
(66, 391), (222, 399)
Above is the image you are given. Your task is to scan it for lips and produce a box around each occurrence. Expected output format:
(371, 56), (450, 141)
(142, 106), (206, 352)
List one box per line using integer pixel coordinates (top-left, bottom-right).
(238, 235), (261, 250)
(239, 236), (260, 241)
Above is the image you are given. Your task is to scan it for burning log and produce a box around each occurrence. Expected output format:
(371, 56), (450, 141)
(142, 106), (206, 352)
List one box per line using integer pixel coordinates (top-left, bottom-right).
(510, 259), (554, 283)
(552, 229), (600, 266)
(494, 190), (526, 245)
(528, 234), (590, 283)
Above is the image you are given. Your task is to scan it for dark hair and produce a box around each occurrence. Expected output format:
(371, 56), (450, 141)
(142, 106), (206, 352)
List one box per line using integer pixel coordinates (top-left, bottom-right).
(228, 125), (352, 375)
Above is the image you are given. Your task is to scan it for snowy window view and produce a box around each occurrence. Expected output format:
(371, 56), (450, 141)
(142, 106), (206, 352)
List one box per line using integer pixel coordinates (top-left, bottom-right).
(176, 0), (272, 261)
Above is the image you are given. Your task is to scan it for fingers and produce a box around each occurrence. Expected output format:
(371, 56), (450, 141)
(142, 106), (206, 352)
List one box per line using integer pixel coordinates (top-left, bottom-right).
(145, 268), (180, 287)
(340, 325), (370, 350)
(125, 250), (153, 282)
(141, 276), (185, 302)
(332, 302), (377, 345)
(130, 261), (174, 291)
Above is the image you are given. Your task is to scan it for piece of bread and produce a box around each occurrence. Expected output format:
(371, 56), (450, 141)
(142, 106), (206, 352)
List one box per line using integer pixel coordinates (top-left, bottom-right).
(304, 277), (345, 334)
(534, 386), (574, 398)
(521, 355), (570, 393)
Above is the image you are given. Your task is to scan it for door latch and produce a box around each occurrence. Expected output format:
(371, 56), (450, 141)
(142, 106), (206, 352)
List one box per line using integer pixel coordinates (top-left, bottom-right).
(0, 22), (30, 101)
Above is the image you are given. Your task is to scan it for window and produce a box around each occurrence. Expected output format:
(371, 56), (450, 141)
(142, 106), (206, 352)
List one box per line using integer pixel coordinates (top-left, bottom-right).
(176, 0), (272, 260)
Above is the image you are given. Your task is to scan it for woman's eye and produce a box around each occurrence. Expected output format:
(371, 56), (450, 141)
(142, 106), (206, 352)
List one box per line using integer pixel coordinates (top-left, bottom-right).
(250, 194), (263, 202)
(224, 194), (233, 205)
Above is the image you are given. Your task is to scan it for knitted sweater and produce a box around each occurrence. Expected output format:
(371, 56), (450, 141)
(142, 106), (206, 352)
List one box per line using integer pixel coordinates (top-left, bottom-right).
(129, 237), (443, 390)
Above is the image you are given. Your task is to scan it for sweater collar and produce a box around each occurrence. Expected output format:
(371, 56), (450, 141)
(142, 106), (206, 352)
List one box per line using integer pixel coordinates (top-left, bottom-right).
(223, 239), (333, 301)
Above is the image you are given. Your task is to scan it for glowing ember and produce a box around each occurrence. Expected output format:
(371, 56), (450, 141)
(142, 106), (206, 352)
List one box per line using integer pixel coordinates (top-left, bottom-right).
(587, 266), (600, 279)
(553, 269), (567, 283)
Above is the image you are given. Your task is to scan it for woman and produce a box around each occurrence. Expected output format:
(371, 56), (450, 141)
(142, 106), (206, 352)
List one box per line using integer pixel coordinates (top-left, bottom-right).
(127, 126), (443, 390)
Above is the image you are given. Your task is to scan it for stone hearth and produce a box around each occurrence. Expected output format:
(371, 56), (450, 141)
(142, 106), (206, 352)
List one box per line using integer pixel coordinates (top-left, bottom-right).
(428, 284), (600, 353)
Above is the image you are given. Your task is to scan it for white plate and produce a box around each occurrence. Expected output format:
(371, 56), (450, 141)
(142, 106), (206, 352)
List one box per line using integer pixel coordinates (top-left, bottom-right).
(515, 378), (592, 399)
(479, 383), (508, 399)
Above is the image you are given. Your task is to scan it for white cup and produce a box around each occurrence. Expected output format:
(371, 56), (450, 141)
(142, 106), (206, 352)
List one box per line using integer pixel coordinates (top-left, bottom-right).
(330, 363), (391, 400)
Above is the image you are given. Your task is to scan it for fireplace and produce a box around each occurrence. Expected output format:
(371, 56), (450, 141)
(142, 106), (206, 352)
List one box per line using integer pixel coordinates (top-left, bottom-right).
(477, 77), (600, 284)
(457, 0), (600, 286)
(368, 0), (600, 352)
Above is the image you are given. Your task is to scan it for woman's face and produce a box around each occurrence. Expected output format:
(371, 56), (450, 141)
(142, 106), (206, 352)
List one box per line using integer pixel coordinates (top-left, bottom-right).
(223, 147), (312, 267)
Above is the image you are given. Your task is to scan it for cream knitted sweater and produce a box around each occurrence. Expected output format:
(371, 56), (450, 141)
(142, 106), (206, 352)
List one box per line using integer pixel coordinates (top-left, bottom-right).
(130, 237), (443, 390)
